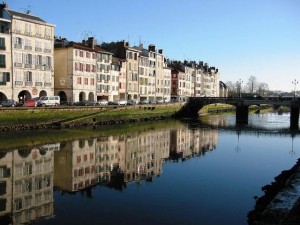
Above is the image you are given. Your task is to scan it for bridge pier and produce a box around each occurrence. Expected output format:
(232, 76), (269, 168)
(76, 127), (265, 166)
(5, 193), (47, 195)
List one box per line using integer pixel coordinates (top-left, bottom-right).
(236, 106), (249, 124)
(290, 106), (299, 130)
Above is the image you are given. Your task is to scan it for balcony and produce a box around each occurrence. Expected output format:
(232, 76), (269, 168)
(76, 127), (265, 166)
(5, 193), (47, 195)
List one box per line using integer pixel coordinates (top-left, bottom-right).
(44, 65), (52, 70)
(14, 29), (21, 34)
(24, 31), (32, 36)
(14, 62), (22, 67)
(25, 81), (32, 86)
(45, 35), (51, 40)
(15, 81), (23, 86)
(44, 82), (51, 87)
(35, 47), (42, 52)
(43, 48), (51, 53)
(0, 64), (6, 68)
(0, 81), (6, 85)
(24, 45), (32, 51)
(14, 44), (22, 49)
(35, 33), (42, 38)
(35, 65), (43, 70)
(35, 82), (42, 86)
(24, 64), (32, 68)
(0, 46), (6, 50)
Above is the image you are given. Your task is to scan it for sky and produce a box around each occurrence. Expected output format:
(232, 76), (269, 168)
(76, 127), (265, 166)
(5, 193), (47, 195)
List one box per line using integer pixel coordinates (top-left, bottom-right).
(7, 0), (300, 92)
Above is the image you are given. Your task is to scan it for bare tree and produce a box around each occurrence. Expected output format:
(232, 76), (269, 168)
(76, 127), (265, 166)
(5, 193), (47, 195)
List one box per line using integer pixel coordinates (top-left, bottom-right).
(246, 76), (258, 93)
(257, 82), (269, 96)
(225, 81), (237, 96)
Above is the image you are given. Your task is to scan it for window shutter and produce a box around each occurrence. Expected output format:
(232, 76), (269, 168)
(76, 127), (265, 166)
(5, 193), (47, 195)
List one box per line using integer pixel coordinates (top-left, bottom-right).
(6, 72), (10, 82)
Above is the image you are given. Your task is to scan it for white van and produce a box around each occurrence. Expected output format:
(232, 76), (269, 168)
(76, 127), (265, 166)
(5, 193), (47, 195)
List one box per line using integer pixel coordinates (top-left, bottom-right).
(37, 96), (60, 106)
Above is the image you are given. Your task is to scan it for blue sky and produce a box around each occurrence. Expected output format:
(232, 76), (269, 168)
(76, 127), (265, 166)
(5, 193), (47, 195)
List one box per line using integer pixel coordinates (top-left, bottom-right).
(8, 0), (300, 92)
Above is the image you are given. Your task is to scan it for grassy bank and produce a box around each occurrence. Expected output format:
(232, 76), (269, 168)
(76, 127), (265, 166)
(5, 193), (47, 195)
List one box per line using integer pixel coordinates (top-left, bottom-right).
(0, 104), (182, 127)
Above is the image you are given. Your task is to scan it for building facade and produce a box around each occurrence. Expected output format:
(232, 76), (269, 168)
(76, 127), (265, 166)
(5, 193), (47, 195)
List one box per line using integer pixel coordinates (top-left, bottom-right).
(0, 3), (55, 102)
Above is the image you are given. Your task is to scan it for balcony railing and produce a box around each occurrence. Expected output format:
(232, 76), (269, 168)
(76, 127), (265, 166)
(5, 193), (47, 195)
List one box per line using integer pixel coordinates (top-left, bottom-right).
(14, 44), (22, 49)
(24, 64), (32, 68)
(0, 46), (6, 50)
(44, 65), (51, 70)
(15, 81), (23, 86)
(35, 65), (43, 70)
(25, 81), (32, 86)
(43, 48), (51, 53)
(35, 33), (42, 38)
(0, 64), (6, 68)
(35, 47), (42, 52)
(44, 82), (51, 87)
(35, 82), (42, 86)
(24, 45), (32, 51)
(0, 81), (6, 85)
(14, 62), (22, 67)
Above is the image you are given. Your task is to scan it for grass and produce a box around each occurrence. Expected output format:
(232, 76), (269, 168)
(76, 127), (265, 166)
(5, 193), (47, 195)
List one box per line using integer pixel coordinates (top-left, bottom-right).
(0, 105), (181, 127)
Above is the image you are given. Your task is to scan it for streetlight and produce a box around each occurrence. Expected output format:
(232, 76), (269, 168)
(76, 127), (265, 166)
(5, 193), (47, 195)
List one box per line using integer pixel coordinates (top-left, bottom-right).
(237, 79), (243, 98)
(292, 79), (298, 97)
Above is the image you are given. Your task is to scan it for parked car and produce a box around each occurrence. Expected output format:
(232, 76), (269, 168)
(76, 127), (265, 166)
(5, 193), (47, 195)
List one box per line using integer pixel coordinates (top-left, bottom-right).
(0, 99), (17, 107)
(37, 96), (60, 107)
(73, 100), (97, 106)
(97, 99), (108, 105)
(117, 99), (127, 105)
(23, 98), (38, 107)
(108, 101), (118, 105)
(140, 99), (150, 104)
(127, 100), (136, 105)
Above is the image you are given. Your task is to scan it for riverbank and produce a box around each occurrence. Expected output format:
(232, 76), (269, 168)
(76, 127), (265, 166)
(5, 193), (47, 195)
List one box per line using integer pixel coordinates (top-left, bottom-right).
(0, 103), (281, 132)
(248, 158), (300, 225)
(0, 103), (183, 132)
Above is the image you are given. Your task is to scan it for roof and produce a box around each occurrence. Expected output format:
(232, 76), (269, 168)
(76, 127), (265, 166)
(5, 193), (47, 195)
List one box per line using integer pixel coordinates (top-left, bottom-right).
(7, 9), (46, 23)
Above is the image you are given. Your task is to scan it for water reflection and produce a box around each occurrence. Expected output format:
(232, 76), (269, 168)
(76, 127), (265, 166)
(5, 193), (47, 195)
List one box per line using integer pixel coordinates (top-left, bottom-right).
(54, 124), (218, 193)
(0, 145), (55, 224)
(0, 113), (299, 224)
(0, 122), (218, 224)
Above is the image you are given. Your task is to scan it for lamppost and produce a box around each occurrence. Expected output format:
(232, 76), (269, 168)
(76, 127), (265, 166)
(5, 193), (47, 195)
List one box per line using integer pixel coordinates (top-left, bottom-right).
(292, 79), (298, 97)
(237, 79), (243, 98)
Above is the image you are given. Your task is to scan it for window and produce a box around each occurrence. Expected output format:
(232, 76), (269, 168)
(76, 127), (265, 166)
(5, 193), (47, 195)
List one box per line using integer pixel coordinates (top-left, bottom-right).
(36, 55), (42, 66)
(84, 78), (88, 85)
(25, 23), (31, 34)
(0, 55), (5, 67)
(45, 27), (51, 38)
(24, 54), (32, 65)
(0, 38), (5, 49)
(0, 72), (10, 83)
(25, 71), (32, 82)
(77, 77), (82, 85)
(91, 78), (94, 85)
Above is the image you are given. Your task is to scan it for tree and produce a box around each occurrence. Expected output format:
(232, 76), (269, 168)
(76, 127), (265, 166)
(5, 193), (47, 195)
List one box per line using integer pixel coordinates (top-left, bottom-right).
(245, 76), (258, 93)
(226, 81), (238, 96)
(257, 82), (269, 96)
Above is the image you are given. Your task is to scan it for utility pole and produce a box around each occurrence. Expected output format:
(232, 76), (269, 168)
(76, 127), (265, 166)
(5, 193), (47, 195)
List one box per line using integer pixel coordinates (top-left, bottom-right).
(292, 79), (298, 98)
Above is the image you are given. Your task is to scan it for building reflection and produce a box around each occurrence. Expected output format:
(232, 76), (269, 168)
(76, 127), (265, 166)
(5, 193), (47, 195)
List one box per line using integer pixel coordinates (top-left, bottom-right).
(54, 124), (219, 193)
(0, 124), (219, 223)
(0, 143), (57, 224)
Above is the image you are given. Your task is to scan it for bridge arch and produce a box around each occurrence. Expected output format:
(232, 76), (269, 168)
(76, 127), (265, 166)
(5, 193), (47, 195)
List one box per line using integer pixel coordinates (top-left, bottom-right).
(175, 97), (300, 129)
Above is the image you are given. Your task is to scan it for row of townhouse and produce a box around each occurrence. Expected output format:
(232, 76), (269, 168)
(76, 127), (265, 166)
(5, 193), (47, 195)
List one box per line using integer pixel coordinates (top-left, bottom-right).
(0, 3), (225, 104)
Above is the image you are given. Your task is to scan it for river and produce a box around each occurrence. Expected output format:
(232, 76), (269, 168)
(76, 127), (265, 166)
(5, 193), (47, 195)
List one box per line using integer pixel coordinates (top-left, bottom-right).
(0, 111), (299, 225)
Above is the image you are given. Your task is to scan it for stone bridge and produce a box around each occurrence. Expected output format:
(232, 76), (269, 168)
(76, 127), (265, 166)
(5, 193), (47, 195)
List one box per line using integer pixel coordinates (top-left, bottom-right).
(175, 97), (300, 129)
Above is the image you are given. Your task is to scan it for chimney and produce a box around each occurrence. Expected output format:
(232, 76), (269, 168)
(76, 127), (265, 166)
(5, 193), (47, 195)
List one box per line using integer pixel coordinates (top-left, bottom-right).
(87, 37), (95, 49)
(158, 49), (163, 54)
(148, 44), (156, 52)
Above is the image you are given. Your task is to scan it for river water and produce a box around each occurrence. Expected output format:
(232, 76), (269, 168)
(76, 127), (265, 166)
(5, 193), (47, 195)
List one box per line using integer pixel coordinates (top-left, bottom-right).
(0, 111), (299, 225)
